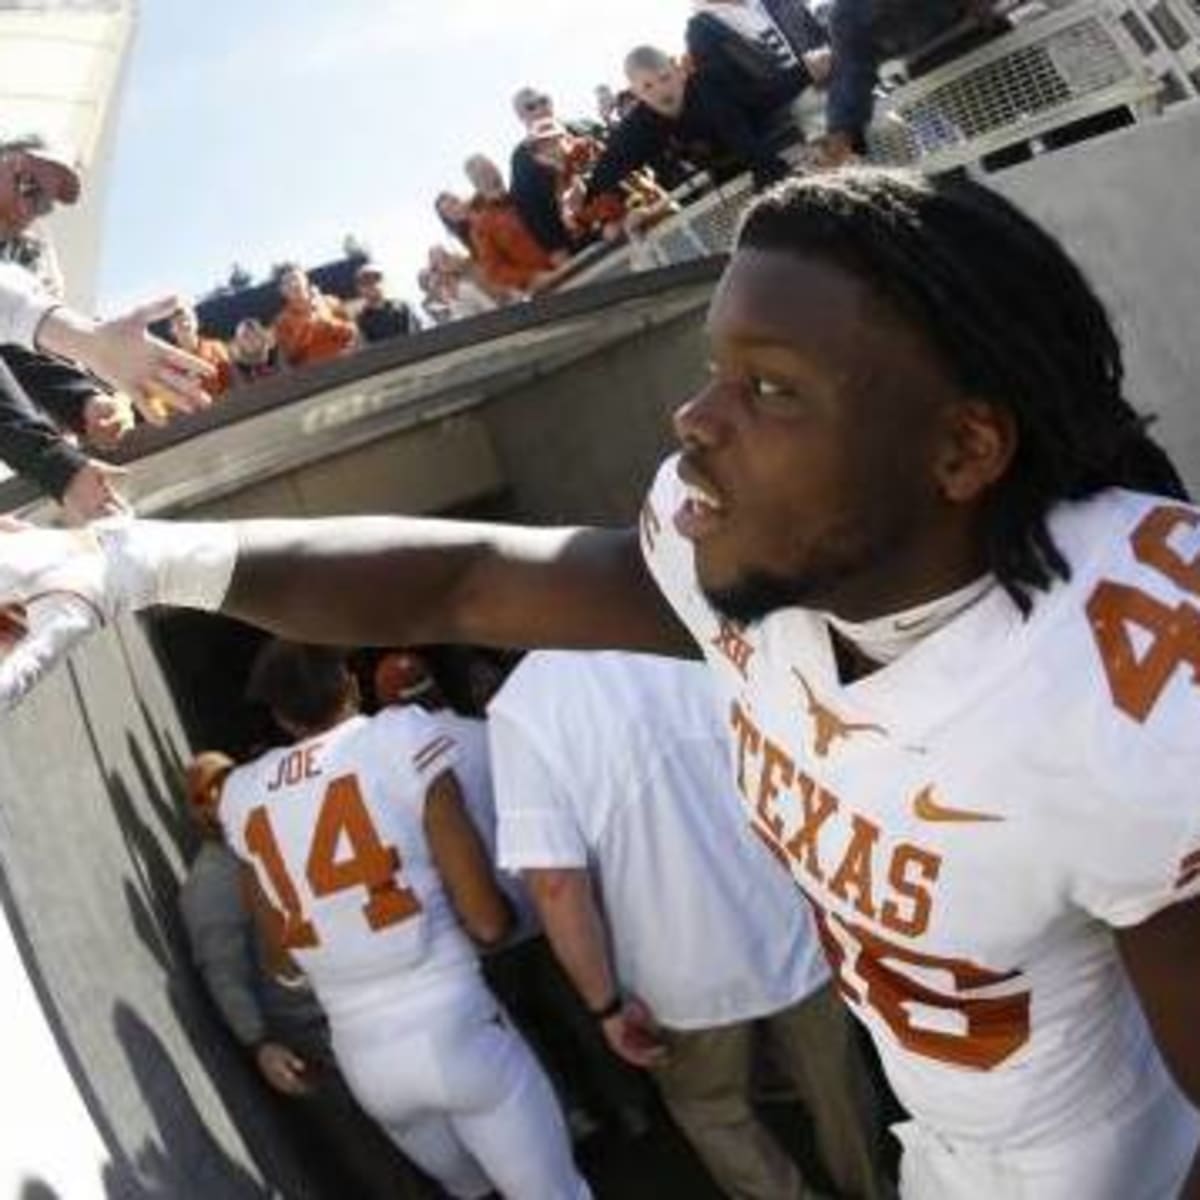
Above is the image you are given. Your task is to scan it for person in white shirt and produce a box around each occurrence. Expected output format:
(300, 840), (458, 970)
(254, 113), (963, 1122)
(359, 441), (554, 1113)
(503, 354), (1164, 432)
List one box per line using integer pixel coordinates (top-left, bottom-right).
(491, 649), (886, 1199)
(217, 640), (591, 1200)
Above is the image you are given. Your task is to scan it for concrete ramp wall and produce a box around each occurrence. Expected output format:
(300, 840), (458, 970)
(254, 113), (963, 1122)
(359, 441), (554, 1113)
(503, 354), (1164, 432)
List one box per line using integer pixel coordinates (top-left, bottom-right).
(0, 616), (316, 1198)
(991, 108), (1200, 492)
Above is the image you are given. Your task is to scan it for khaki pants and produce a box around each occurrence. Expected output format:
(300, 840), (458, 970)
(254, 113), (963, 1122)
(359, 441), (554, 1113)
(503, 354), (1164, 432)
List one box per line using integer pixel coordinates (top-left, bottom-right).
(652, 984), (887, 1200)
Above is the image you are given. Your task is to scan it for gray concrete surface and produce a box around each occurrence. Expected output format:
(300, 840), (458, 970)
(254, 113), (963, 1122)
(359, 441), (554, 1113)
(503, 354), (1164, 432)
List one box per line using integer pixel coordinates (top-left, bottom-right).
(992, 107), (1200, 492)
(0, 616), (318, 1198)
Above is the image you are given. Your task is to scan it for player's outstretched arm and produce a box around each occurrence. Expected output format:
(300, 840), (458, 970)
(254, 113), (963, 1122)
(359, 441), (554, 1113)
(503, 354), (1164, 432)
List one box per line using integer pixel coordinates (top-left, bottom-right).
(0, 513), (693, 709)
(1117, 898), (1200, 1196)
(223, 517), (691, 654)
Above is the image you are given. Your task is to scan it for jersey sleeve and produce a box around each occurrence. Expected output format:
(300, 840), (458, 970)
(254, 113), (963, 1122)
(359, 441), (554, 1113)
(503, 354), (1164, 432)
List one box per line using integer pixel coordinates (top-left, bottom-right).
(489, 710), (588, 872)
(396, 709), (462, 791)
(639, 455), (721, 647)
(1063, 496), (1200, 927)
(1068, 719), (1200, 927)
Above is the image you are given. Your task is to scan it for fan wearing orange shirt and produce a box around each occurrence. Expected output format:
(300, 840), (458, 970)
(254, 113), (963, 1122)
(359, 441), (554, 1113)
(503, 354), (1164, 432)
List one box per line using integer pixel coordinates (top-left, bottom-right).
(167, 304), (233, 398)
(272, 264), (358, 368)
(463, 156), (564, 298)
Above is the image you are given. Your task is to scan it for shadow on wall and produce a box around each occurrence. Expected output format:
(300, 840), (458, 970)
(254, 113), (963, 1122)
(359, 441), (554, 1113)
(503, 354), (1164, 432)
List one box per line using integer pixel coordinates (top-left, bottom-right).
(103, 1003), (269, 1199)
(19, 1181), (62, 1200)
(0, 612), (321, 1200)
(67, 660), (322, 1199)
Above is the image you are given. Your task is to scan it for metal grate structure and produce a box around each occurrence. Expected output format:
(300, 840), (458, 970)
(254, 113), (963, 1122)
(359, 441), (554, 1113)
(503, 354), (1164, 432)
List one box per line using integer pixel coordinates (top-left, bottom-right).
(560, 1), (1190, 289)
(868, 2), (1162, 170)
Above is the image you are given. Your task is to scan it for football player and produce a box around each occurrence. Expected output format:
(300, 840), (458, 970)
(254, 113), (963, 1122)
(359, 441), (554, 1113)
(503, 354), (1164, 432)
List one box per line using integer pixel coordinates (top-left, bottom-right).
(215, 639), (589, 1200)
(2, 169), (1197, 1198)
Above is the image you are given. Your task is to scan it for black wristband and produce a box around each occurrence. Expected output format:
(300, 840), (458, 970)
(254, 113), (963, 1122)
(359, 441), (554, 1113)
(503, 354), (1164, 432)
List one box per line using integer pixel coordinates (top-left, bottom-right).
(590, 994), (623, 1021)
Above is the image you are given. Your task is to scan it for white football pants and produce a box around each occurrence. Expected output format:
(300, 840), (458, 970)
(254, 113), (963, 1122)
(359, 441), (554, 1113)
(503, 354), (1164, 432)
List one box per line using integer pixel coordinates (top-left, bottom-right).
(331, 974), (591, 1200)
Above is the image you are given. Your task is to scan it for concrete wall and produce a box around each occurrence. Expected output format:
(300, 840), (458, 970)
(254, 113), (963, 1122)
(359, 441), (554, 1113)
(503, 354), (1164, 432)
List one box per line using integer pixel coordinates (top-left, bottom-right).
(480, 311), (708, 525)
(0, 617), (318, 1198)
(992, 107), (1200, 492)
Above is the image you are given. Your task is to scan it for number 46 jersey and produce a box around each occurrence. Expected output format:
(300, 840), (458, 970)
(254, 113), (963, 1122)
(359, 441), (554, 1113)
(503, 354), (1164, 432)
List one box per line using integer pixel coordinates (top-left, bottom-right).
(642, 459), (1200, 1198)
(220, 706), (479, 1022)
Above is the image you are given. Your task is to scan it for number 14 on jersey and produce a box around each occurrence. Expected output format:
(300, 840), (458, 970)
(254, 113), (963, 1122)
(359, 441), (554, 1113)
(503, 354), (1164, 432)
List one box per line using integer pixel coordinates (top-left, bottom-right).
(244, 773), (423, 950)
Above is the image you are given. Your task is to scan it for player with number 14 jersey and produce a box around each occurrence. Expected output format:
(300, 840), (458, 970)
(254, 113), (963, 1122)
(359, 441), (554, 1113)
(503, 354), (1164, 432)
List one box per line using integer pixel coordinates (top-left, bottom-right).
(220, 696), (590, 1200)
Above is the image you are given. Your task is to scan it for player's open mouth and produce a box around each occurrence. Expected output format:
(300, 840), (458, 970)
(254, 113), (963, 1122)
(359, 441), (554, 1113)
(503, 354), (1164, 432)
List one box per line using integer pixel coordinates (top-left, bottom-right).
(674, 480), (727, 542)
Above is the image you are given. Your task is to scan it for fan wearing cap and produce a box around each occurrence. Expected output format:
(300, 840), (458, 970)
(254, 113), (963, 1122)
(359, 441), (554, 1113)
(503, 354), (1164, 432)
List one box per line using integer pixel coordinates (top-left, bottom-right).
(352, 265), (420, 346)
(508, 86), (606, 262)
(0, 134), (79, 292)
(0, 136), (212, 519)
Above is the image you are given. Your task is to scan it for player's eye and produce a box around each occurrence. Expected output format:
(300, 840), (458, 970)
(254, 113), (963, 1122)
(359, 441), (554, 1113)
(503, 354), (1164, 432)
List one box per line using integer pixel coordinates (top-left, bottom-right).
(748, 376), (800, 410)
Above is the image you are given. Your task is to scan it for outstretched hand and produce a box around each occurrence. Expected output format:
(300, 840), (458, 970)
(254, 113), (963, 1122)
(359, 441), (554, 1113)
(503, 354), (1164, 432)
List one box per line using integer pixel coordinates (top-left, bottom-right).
(37, 296), (214, 424)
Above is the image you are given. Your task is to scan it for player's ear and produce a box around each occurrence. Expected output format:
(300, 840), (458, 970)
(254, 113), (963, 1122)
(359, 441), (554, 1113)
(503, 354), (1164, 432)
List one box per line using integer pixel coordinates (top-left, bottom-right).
(934, 399), (1016, 505)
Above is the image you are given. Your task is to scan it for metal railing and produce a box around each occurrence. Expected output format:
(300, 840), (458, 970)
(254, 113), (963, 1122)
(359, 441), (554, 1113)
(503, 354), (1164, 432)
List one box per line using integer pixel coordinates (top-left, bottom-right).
(558, 0), (1178, 290)
(866, 1), (1163, 170)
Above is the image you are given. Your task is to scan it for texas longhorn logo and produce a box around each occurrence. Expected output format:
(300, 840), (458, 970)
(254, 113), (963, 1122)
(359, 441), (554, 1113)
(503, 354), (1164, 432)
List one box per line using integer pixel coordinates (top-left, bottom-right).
(792, 670), (887, 757)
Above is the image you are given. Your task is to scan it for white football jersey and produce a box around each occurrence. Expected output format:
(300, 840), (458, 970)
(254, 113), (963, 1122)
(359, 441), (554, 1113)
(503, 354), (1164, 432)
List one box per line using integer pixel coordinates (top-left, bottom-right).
(642, 457), (1200, 1196)
(220, 706), (479, 1023)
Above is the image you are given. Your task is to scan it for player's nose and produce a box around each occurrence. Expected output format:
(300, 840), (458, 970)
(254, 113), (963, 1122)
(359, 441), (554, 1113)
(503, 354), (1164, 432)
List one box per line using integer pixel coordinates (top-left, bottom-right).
(672, 378), (734, 452)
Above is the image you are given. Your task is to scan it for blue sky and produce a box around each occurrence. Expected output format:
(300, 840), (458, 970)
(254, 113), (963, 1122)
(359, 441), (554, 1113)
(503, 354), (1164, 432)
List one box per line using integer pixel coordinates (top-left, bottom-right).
(97, 0), (691, 312)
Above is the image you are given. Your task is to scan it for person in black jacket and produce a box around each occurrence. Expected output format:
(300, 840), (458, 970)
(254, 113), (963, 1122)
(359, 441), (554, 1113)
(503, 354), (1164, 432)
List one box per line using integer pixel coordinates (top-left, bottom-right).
(581, 43), (818, 214)
(0, 354), (128, 520)
(821, 0), (1000, 161)
(353, 265), (420, 345)
(508, 87), (603, 259)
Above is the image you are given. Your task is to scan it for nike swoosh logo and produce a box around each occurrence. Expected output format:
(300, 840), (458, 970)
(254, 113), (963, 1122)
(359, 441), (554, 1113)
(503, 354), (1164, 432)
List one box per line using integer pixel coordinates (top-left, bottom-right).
(912, 785), (1004, 824)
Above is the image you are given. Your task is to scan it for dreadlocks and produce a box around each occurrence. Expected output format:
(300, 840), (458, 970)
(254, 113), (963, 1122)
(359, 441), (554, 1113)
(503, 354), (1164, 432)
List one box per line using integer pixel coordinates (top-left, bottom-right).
(737, 168), (1187, 613)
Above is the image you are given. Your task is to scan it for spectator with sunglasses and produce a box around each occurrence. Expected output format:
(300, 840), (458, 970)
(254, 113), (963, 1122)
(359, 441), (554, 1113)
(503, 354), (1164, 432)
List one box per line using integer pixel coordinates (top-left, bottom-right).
(0, 134), (75, 294)
(509, 87), (604, 260)
(0, 137), (210, 519)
